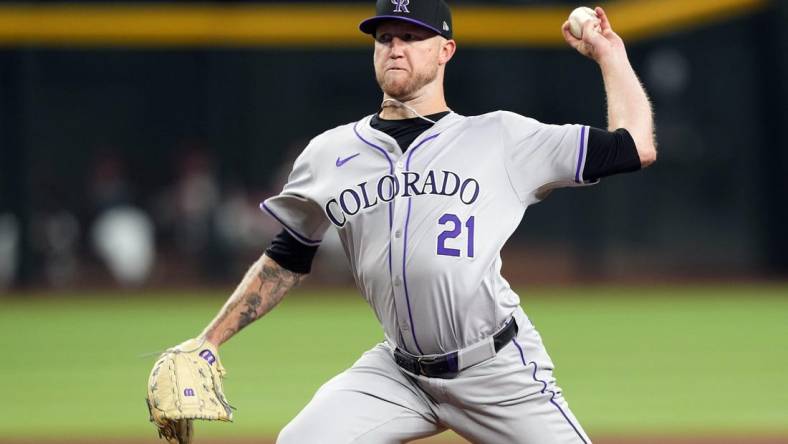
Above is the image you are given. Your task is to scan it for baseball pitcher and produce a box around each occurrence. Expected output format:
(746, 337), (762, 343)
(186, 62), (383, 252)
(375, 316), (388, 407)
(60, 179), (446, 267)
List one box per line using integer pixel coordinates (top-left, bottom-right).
(146, 1), (656, 443)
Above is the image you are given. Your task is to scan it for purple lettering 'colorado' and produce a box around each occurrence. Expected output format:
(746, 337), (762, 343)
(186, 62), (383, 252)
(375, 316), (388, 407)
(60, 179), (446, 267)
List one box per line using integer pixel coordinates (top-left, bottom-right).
(324, 169), (481, 227)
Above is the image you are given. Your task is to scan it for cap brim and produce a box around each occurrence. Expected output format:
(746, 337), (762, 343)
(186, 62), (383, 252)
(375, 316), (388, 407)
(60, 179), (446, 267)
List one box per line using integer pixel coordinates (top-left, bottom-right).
(359, 16), (443, 37)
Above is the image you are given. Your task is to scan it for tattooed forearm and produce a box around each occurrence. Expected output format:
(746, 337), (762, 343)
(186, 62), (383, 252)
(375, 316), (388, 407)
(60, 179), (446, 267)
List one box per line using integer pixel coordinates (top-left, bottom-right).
(201, 254), (304, 346)
(237, 293), (262, 332)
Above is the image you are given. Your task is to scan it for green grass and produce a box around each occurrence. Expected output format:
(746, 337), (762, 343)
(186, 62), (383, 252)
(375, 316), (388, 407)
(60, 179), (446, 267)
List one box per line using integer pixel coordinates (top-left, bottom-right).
(0, 285), (786, 438)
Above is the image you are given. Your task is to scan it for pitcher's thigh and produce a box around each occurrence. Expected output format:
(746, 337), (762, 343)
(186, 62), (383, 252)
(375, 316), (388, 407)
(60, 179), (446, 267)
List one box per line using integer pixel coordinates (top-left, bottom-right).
(277, 344), (444, 444)
(442, 313), (591, 444)
(457, 389), (591, 444)
(277, 388), (442, 444)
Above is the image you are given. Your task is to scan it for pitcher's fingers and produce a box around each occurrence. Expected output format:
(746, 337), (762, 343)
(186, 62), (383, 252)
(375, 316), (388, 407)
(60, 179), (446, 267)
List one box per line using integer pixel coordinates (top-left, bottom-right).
(581, 17), (602, 43)
(561, 20), (581, 45)
(596, 6), (612, 32)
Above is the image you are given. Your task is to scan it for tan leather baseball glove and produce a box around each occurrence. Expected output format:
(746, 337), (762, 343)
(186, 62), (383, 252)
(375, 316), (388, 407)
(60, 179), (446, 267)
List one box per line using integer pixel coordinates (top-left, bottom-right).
(146, 338), (233, 444)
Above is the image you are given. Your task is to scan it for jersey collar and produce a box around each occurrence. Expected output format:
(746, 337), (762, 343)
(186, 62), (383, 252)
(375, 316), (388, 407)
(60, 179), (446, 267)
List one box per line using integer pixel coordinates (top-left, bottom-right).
(358, 111), (464, 157)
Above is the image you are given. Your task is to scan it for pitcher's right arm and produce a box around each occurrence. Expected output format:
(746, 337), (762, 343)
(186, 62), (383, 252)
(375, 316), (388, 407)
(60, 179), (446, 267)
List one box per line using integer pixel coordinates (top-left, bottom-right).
(201, 252), (305, 347)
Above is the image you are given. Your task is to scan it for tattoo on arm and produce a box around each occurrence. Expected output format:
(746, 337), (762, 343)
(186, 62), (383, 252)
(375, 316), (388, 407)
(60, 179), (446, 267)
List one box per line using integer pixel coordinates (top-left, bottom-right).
(237, 293), (262, 332)
(202, 254), (304, 346)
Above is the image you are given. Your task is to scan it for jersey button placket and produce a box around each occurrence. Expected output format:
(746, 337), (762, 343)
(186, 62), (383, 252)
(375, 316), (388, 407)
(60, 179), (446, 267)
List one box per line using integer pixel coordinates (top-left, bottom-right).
(389, 154), (417, 350)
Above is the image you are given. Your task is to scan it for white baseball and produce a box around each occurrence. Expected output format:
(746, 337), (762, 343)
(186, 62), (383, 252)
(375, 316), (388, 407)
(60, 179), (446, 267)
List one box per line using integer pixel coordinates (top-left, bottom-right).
(568, 6), (599, 39)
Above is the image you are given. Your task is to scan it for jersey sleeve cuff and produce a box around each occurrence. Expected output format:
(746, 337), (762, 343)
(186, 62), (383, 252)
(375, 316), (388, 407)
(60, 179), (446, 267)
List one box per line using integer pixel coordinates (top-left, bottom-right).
(574, 125), (599, 185)
(260, 199), (324, 247)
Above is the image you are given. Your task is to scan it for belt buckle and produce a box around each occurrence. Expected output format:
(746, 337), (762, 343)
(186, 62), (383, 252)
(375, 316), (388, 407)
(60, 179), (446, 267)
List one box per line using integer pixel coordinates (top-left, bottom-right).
(416, 355), (437, 376)
(419, 354), (459, 379)
(394, 348), (422, 376)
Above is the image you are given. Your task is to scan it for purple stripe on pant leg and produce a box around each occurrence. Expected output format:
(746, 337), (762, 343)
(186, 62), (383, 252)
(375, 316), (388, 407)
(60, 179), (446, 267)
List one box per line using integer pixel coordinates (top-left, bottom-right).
(512, 338), (589, 444)
(574, 125), (587, 184)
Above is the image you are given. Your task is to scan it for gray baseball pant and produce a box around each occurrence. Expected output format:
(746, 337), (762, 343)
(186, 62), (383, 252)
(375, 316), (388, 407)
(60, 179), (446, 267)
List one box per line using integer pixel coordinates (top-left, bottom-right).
(277, 307), (591, 444)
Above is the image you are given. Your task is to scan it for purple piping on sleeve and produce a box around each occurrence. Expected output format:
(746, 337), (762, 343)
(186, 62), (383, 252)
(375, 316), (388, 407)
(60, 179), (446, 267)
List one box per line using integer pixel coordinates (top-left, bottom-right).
(574, 125), (587, 184)
(511, 338), (589, 444)
(400, 133), (441, 355)
(259, 202), (322, 246)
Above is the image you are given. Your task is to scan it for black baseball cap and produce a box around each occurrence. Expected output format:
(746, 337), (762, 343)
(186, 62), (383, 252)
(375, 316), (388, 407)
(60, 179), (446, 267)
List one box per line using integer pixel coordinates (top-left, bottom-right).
(359, 0), (453, 40)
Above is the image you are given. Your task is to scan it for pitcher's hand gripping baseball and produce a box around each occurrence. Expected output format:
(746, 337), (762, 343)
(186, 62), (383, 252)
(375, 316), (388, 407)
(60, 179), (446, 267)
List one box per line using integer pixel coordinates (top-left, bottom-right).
(146, 338), (233, 444)
(561, 6), (625, 63)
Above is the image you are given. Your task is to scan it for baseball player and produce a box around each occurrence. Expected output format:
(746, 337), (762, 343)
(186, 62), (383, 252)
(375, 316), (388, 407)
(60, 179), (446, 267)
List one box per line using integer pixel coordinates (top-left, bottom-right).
(170, 1), (656, 443)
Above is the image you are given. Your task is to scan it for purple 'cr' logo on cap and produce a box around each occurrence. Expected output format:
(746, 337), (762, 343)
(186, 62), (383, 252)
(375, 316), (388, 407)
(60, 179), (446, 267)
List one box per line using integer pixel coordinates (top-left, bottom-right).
(392, 0), (410, 13)
(199, 349), (216, 365)
(184, 388), (195, 397)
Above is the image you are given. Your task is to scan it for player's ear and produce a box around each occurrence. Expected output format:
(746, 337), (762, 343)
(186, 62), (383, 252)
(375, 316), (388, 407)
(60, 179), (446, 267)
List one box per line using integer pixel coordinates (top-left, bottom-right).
(438, 38), (456, 65)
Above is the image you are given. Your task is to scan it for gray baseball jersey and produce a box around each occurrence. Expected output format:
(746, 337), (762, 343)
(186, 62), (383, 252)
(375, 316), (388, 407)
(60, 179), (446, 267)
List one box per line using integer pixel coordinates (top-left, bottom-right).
(262, 111), (592, 355)
(266, 111), (594, 443)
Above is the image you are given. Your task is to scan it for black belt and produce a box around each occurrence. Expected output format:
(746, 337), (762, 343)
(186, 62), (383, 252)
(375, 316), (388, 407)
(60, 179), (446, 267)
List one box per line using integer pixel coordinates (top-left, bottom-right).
(393, 318), (518, 379)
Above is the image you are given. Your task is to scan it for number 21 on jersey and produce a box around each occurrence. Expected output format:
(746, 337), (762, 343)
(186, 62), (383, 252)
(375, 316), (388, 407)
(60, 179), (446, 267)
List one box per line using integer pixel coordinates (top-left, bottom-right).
(437, 213), (475, 258)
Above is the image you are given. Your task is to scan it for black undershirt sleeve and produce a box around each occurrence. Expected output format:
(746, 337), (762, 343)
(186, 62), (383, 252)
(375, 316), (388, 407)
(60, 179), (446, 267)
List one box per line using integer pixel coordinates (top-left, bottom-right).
(583, 127), (642, 181)
(264, 229), (319, 274)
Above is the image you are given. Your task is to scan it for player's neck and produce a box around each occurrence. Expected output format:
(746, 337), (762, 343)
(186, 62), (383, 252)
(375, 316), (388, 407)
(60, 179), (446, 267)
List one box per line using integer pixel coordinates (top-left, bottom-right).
(378, 98), (449, 120)
(379, 85), (449, 120)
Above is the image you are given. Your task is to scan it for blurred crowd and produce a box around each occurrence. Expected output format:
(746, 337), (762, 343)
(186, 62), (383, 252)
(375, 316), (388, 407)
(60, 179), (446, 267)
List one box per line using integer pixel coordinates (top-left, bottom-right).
(0, 145), (350, 290)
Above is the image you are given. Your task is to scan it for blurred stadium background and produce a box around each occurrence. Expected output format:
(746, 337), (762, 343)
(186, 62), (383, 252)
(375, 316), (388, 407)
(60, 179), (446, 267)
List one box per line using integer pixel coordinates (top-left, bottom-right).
(0, 0), (786, 443)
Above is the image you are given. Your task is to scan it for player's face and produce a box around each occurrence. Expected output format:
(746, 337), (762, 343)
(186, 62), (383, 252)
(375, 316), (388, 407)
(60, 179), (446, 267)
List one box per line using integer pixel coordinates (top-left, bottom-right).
(373, 21), (445, 100)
